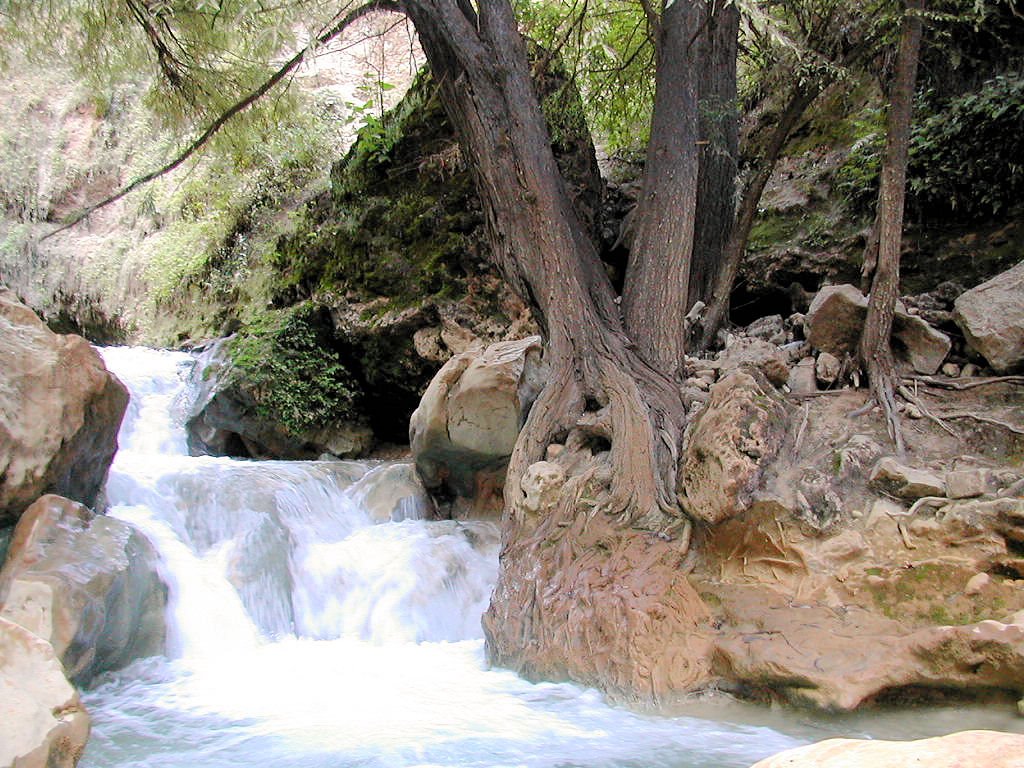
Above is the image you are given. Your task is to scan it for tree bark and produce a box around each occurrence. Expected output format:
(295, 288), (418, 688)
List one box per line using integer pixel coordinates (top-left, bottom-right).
(621, 0), (702, 378)
(689, 3), (740, 316)
(859, 0), (924, 454)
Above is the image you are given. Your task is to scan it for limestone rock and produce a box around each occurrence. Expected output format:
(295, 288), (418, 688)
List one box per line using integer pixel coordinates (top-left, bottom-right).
(716, 337), (791, 387)
(0, 289), (128, 525)
(805, 284), (951, 375)
(677, 370), (793, 525)
(410, 336), (546, 517)
(0, 495), (166, 687)
(869, 457), (945, 500)
(954, 259), (1024, 373)
(750, 730), (1024, 768)
(0, 616), (90, 768)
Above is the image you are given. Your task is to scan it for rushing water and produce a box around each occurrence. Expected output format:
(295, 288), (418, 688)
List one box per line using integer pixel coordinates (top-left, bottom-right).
(83, 347), (1023, 768)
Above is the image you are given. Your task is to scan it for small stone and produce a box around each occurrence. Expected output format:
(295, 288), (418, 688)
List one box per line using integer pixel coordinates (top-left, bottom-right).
(965, 572), (990, 595)
(696, 368), (717, 383)
(961, 363), (982, 377)
(906, 404), (924, 419)
(941, 362), (961, 377)
(686, 376), (711, 392)
(869, 457), (946, 500)
(946, 469), (987, 499)
(815, 351), (842, 386)
(788, 357), (818, 394)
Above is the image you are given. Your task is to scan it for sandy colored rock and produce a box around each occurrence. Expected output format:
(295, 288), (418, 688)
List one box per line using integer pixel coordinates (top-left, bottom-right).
(0, 289), (128, 525)
(869, 457), (945, 499)
(716, 337), (791, 386)
(965, 572), (990, 595)
(677, 371), (793, 525)
(0, 495), (166, 687)
(815, 351), (842, 386)
(750, 730), (1024, 768)
(0, 616), (90, 768)
(805, 284), (951, 375)
(946, 469), (988, 499)
(954, 259), (1024, 373)
(410, 336), (546, 517)
(787, 357), (817, 394)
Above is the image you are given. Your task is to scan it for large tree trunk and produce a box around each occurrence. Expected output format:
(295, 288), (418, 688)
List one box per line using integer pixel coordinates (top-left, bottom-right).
(859, 0), (924, 453)
(401, 0), (708, 699)
(689, 3), (740, 316)
(621, 0), (703, 378)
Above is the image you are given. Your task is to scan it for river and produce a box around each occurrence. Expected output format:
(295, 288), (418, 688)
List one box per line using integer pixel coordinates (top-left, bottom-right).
(81, 346), (1022, 768)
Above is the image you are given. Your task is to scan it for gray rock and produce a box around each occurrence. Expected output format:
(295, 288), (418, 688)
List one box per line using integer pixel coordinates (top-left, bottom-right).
(946, 469), (988, 500)
(954, 259), (1024, 373)
(805, 284), (951, 375)
(716, 337), (790, 387)
(788, 357), (817, 394)
(744, 314), (785, 341)
(0, 495), (166, 687)
(869, 457), (946, 500)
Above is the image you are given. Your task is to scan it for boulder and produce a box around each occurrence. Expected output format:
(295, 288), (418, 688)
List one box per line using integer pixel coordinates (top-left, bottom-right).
(869, 457), (945, 500)
(350, 462), (435, 522)
(185, 338), (374, 460)
(410, 336), (546, 517)
(954, 259), (1024, 373)
(805, 284), (951, 375)
(677, 370), (793, 525)
(0, 616), (90, 768)
(0, 495), (166, 687)
(750, 730), (1024, 768)
(0, 289), (128, 525)
(716, 337), (791, 386)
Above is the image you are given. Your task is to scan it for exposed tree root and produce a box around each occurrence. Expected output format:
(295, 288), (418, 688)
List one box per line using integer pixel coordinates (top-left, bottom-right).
(905, 375), (1024, 391)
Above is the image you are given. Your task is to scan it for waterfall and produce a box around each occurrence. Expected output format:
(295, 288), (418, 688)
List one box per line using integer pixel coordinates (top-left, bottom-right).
(81, 347), (827, 768)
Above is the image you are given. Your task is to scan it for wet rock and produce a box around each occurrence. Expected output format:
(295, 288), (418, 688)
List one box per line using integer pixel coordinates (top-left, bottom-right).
(954, 259), (1024, 373)
(716, 337), (790, 387)
(869, 457), (945, 500)
(410, 336), (546, 518)
(0, 495), (166, 687)
(0, 615), (90, 768)
(677, 370), (793, 525)
(0, 289), (128, 525)
(751, 730), (1024, 768)
(352, 463), (434, 523)
(805, 284), (952, 375)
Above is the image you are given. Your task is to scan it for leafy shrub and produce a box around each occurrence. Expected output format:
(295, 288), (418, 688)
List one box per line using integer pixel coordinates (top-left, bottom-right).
(228, 303), (361, 436)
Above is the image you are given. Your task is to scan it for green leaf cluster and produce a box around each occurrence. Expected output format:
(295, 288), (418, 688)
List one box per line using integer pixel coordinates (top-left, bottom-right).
(227, 302), (361, 435)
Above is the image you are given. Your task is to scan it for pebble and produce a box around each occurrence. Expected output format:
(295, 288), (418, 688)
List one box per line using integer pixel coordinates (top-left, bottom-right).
(941, 362), (961, 377)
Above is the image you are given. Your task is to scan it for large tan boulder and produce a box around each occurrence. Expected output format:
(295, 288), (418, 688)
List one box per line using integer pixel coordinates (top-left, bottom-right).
(0, 616), (90, 768)
(805, 284), (951, 375)
(750, 730), (1024, 768)
(410, 336), (546, 517)
(0, 289), (128, 525)
(954, 259), (1024, 373)
(0, 495), (166, 687)
(677, 370), (792, 525)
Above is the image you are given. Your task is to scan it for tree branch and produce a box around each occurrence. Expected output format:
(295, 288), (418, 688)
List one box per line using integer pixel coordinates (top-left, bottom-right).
(41, 0), (400, 242)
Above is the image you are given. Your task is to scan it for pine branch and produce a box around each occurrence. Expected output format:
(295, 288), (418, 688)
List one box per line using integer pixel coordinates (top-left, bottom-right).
(41, 0), (400, 242)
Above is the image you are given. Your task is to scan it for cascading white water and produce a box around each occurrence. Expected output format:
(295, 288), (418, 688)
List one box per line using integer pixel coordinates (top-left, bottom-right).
(82, 347), (1023, 768)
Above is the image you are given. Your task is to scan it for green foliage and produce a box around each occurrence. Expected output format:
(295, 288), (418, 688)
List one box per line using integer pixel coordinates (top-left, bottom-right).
(228, 303), (361, 435)
(836, 74), (1024, 222)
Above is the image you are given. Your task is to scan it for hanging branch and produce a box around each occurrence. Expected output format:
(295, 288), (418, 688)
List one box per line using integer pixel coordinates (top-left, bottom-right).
(41, 0), (399, 242)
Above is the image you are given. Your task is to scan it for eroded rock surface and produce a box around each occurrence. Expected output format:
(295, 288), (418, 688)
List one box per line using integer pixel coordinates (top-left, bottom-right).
(0, 289), (128, 525)
(954, 259), (1024, 373)
(0, 495), (166, 687)
(410, 336), (546, 517)
(0, 616), (90, 768)
(750, 730), (1024, 768)
(677, 371), (792, 525)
